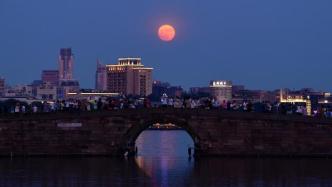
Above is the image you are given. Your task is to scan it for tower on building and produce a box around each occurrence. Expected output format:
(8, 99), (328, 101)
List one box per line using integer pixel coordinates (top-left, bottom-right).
(58, 48), (74, 80)
(57, 48), (79, 99)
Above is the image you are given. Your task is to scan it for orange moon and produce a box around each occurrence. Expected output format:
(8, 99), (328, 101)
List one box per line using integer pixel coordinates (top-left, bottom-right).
(158, 24), (176, 42)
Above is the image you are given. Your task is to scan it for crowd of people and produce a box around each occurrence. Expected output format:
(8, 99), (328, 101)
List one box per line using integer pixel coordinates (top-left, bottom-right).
(0, 95), (331, 118)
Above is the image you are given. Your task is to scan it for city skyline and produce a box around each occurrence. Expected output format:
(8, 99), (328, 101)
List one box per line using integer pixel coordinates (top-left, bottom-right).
(2, 1), (332, 187)
(1, 49), (331, 92)
(1, 0), (332, 91)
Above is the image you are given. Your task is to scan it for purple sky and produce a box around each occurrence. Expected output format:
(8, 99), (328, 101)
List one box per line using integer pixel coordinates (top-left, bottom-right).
(0, 0), (332, 90)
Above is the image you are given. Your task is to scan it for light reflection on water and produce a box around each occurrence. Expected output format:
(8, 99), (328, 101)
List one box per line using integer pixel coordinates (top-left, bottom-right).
(135, 130), (195, 158)
(0, 130), (332, 186)
(134, 130), (195, 187)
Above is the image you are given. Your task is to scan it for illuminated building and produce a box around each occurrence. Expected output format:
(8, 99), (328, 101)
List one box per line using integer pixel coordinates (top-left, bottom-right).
(58, 48), (74, 80)
(209, 80), (232, 102)
(41, 70), (59, 86)
(95, 60), (107, 91)
(279, 89), (307, 103)
(0, 77), (5, 96)
(279, 89), (311, 116)
(106, 58), (153, 96)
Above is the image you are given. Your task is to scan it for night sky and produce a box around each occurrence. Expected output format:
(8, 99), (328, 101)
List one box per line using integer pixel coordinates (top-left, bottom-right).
(1, 0), (332, 90)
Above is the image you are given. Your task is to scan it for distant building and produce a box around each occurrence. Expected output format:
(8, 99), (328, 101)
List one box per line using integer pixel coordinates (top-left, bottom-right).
(279, 88), (306, 103)
(57, 80), (80, 99)
(151, 81), (183, 100)
(4, 84), (32, 97)
(58, 48), (74, 81)
(35, 82), (57, 100)
(57, 48), (79, 99)
(209, 80), (232, 102)
(106, 58), (153, 96)
(232, 88), (277, 103)
(189, 87), (211, 96)
(167, 86), (183, 98)
(0, 77), (5, 96)
(232, 85), (245, 95)
(41, 70), (59, 86)
(95, 60), (107, 91)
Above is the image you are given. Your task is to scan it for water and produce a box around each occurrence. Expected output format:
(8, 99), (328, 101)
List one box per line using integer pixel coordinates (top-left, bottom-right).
(0, 130), (332, 187)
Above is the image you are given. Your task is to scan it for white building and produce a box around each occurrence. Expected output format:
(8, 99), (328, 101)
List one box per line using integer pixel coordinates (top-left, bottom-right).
(209, 80), (232, 103)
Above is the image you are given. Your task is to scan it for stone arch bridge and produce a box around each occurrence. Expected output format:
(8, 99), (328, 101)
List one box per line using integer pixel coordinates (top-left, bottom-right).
(1, 109), (332, 157)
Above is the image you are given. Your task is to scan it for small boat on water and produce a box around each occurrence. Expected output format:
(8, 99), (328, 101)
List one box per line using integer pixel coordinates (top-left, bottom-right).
(148, 123), (183, 130)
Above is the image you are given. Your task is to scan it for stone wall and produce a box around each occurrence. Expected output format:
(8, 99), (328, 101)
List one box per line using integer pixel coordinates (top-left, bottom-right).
(0, 109), (332, 157)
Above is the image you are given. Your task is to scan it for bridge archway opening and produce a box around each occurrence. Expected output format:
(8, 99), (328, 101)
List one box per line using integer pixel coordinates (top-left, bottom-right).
(135, 123), (195, 158)
(123, 120), (199, 158)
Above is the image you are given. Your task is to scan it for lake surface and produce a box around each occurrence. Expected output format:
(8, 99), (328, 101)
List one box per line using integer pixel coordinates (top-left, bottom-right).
(0, 130), (332, 187)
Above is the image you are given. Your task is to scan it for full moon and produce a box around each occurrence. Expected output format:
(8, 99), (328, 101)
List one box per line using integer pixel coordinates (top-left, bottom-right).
(158, 24), (176, 42)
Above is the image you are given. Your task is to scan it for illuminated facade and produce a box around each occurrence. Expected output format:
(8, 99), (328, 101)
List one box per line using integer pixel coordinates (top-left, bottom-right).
(209, 80), (232, 102)
(95, 60), (107, 91)
(58, 48), (74, 80)
(279, 89), (306, 103)
(279, 89), (311, 116)
(41, 70), (59, 86)
(106, 58), (153, 96)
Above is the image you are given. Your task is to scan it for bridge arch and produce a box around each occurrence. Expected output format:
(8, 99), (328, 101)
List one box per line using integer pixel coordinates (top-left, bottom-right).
(120, 115), (201, 156)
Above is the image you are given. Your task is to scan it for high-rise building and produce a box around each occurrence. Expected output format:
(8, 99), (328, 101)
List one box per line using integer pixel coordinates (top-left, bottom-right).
(95, 60), (107, 91)
(106, 58), (153, 96)
(0, 77), (5, 96)
(58, 48), (74, 80)
(41, 70), (59, 86)
(209, 80), (232, 102)
(57, 48), (79, 99)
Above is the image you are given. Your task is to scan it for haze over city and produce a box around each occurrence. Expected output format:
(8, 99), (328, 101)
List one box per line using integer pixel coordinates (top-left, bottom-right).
(1, 0), (332, 90)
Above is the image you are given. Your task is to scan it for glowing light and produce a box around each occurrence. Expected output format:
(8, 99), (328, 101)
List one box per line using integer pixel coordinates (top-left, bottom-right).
(158, 24), (176, 42)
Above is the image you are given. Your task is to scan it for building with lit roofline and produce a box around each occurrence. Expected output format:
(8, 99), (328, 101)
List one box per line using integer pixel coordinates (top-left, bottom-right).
(209, 80), (232, 103)
(106, 58), (153, 96)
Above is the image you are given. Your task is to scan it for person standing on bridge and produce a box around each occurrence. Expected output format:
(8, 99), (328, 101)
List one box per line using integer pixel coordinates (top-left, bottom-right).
(188, 147), (192, 157)
(161, 93), (168, 108)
